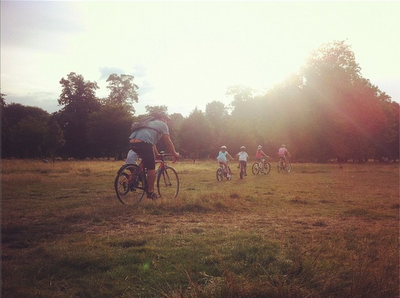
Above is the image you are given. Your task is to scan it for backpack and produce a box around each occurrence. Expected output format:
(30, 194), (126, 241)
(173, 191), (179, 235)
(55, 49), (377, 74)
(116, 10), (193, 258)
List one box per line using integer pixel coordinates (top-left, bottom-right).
(131, 116), (162, 134)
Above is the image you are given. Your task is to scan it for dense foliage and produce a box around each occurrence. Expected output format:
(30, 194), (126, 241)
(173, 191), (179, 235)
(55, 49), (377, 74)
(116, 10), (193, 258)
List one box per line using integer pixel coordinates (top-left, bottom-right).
(1, 41), (398, 162)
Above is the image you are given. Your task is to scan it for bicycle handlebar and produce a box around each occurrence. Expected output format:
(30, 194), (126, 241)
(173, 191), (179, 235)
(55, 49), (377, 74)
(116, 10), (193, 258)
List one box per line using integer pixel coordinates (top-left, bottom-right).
(156, 152), (179, 163)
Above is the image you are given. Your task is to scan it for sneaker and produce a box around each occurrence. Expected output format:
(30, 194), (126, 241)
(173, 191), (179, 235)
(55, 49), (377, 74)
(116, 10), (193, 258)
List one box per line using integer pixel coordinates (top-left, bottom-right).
(146, 192), (158, 200)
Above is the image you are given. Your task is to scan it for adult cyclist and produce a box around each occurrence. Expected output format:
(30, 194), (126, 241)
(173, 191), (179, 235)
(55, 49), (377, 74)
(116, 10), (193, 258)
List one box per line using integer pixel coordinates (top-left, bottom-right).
(129, 111), (180, 199)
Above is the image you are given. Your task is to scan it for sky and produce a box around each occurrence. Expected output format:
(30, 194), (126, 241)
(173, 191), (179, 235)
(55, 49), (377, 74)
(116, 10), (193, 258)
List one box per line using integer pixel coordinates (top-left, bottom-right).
(1, 1), (400, 117)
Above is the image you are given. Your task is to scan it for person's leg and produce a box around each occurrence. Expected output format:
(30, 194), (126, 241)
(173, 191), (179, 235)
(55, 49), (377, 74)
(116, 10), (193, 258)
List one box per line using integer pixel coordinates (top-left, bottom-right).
(147, 169), (156, 193)
(131, 143), (156, 197)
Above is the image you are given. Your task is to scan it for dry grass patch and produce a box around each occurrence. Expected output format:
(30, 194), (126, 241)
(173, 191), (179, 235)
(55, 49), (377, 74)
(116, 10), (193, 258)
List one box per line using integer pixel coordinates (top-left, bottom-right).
(2, 159), (399, 298)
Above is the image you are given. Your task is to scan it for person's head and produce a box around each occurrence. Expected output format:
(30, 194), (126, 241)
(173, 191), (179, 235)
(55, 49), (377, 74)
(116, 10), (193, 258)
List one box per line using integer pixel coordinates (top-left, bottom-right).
(281, 144), (286, 148)
(240, 146), (246, 151)
(151, 111), (170, 123)
(221, 145), (227, 152)
(257, 145), (262, 150)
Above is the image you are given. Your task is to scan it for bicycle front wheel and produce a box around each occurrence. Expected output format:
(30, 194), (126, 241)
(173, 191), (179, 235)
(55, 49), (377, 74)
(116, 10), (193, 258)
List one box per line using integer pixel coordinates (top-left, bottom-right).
(216, 168), (223, 181)
(264, 162), (271, 175)
(157, 166), (179, 199)
(114, 164), (145, 205)
(285, 162), (292, 173)
(252, 163), (260, 175)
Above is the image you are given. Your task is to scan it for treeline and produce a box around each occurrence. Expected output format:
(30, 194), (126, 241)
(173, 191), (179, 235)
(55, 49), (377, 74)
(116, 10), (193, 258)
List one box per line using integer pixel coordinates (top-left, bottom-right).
(1, 41), (398, 162)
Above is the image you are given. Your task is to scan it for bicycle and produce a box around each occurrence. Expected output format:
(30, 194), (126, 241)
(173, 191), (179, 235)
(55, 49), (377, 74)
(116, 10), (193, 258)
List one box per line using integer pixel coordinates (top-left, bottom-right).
(252, 157), (271, 175)
(239, 161), (247, 179)
(277, 157), (291, 173)
(114, 152), (179, 204)
(216, 162), (232, 181)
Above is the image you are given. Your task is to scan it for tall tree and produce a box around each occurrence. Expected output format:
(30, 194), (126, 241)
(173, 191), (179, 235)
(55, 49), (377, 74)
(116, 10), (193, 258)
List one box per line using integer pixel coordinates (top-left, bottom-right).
(145, 105), (168, 115)
(179, 108), (212, 160)
(43, 120), (65, 162)
(298, 40), (387, 161)
(86, 104), (133, 159)
(226, 85), (254, 118)
(205, 101), (229, 148)
(56, 72), (101, 159)
(168, 113), (184, 153)
(105, 74), (139, 113)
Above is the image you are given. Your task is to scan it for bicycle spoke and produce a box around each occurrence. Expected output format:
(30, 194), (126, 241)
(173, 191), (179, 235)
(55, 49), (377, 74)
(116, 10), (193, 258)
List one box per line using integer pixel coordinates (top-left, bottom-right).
(114, 164), (145, 204)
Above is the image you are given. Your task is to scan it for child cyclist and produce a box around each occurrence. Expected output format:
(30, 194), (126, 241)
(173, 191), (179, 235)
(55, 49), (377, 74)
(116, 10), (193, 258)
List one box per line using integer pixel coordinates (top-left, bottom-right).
(255, 145), (270, 174)
(237, 146), (249, 176)
(217, 145), (233, 177)
(278, 144), (291, 167)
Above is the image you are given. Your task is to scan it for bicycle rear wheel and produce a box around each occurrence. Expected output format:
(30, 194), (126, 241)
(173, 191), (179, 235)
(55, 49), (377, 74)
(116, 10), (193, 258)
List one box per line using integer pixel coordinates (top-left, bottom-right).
(114, 164), (145, 205)
(157, 166), (179, 199)
(252, 163), (260, 175)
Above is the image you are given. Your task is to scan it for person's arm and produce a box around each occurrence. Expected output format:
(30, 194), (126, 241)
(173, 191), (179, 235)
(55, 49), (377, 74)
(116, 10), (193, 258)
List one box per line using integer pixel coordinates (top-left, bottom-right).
(162, 134), (180, 160)
(153, 145), (160, 158)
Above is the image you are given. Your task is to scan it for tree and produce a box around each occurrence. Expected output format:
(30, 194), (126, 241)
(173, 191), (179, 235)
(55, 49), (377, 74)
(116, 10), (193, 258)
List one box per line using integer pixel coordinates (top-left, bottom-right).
(1, 102), (50, 158)
(0, 92), (5, 107)
(105, 74), (139, 114)
(298, 40), (388, 162)
(179, 108), (212, 160)
(168, 113), (185, 153)
(56, 72), (101, 159)
(86, 104), (133, 159)
(145, 105), (168, 115)
(205, 101), (229, 149)
(59, 72), (99, 107)
(44, 120), (65, 162)
(226, 85), (255, 118)
(11, 116), (48, 158)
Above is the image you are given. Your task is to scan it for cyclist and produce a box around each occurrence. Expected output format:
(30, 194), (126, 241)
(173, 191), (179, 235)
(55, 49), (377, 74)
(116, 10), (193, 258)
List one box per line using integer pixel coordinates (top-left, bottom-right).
(129, 111), (180, 199)
(278, 144), (291, 167)
(237, 146), (249, 176)
(217, 145), (233, 178)
(255, 145), (270, 174)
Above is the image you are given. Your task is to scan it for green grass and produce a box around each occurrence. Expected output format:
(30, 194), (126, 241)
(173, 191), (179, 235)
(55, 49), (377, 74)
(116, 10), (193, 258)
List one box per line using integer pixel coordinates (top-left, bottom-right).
(1, 159), (399, 298)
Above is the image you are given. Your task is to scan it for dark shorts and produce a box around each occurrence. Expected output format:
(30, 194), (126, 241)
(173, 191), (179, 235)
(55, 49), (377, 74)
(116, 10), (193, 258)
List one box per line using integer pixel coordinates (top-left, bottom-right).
(130, 142), (156, 170)
(239, 160), (247, 167)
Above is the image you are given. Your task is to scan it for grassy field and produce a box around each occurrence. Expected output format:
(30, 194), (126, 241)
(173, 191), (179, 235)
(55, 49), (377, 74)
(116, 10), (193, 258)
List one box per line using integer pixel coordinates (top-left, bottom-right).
(1, 159), (399, 298)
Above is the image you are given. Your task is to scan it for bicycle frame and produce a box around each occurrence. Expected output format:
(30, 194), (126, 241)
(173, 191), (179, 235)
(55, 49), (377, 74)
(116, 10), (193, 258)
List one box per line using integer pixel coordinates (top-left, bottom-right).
(115, 152), (179, 204)
(217, 161), (231, 181)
